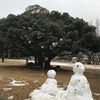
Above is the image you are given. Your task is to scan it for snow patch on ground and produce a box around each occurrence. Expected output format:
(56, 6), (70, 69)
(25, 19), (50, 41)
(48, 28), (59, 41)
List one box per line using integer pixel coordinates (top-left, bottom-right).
(0, 75), (4, 80)
(94, 93), (100, 96)
(8, 96), (14, 100)
(33, 80), (39, 83)
(8, 79), (29, 86)
(2, 87), (12, 91)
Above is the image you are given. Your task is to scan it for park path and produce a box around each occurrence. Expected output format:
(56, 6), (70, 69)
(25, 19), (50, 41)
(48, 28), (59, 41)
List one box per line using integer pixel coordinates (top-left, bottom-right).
(50, 61), (100, 70)
(1, 59), (100, 70)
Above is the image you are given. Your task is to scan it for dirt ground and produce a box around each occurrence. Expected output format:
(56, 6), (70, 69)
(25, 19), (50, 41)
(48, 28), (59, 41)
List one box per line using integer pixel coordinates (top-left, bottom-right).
(0, 59), (100, 100)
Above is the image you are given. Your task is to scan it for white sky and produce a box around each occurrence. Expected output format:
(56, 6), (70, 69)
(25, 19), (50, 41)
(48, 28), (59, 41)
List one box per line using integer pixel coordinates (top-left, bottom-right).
(0, 0), (100, 24)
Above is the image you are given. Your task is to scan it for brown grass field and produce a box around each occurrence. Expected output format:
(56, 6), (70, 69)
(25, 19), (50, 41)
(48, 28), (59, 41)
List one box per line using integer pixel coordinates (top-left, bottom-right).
(0, 59), (100, 100)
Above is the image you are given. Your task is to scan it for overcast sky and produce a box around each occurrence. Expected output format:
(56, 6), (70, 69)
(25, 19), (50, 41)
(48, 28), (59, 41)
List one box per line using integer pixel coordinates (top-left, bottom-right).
(0, 0), (100, 25)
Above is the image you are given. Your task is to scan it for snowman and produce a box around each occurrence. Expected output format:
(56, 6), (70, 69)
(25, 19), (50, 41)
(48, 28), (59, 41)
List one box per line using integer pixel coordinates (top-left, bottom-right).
(29, 70), (58, 100)
(63, 62), (94, 100)
(41, 69), (58, 95)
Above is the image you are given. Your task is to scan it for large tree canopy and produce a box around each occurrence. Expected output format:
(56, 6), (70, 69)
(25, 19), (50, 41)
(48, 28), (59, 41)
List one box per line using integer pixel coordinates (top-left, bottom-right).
(0, 4), (99, 69)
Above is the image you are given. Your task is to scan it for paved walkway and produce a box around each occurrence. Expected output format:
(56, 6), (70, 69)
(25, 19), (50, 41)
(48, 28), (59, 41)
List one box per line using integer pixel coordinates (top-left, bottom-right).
(1, 59), (100, 70)
(50, 61), (100, 70)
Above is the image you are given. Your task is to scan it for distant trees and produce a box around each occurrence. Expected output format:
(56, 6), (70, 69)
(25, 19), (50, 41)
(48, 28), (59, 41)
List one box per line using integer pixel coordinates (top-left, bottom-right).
(0, 4), (99, 69)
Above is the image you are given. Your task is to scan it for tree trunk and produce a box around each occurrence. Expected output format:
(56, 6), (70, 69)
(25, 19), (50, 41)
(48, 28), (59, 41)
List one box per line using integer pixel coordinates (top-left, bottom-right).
(2, 57), (4, 63)
(26, 57), (28, 65)
(38, 56), (43, 70)
(2, 51), (5, 63)
(34, 55), (38, 65)
(8, 49), (11, 59)
(44, 57), (52, 70)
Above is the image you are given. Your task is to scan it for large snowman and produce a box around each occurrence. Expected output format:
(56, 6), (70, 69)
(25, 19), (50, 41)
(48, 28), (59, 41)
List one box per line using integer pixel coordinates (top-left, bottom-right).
(29, 70), (58, 100)
(63, 62), (94, 100)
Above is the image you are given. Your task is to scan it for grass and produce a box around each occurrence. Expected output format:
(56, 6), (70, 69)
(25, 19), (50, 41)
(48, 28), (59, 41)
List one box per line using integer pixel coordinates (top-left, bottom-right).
(0, 59), (100, 100)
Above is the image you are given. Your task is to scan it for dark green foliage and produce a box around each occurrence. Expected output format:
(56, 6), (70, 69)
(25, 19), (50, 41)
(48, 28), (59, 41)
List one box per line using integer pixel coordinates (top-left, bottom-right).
(0, 4), (99, 69)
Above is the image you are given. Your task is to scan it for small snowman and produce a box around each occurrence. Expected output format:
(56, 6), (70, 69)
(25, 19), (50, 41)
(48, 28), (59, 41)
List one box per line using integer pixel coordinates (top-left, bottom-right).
(29, 70), (58, 100)
(41, 69), (58, 96)
(63, 62), (94, 100)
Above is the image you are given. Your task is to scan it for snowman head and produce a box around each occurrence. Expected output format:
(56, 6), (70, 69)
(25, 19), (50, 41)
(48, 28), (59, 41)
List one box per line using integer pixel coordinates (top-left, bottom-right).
(71, 57), (78, 63)
(73, 62), (85, 74)
(47, 70), (56, 78)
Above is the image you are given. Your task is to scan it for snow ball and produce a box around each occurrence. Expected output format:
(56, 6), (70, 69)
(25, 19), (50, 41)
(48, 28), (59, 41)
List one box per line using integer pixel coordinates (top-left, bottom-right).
(47, 70), (56, 78)
(73, 62), (85, 74)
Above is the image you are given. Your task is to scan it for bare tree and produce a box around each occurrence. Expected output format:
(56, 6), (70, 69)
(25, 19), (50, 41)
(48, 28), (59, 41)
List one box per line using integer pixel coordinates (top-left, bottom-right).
(95, 19), (100, 36)
(88, 20), (93, 26)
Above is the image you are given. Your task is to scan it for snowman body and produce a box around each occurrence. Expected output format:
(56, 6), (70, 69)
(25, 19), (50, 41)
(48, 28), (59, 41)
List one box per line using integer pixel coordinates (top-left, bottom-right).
(63, 62), (93, 100)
